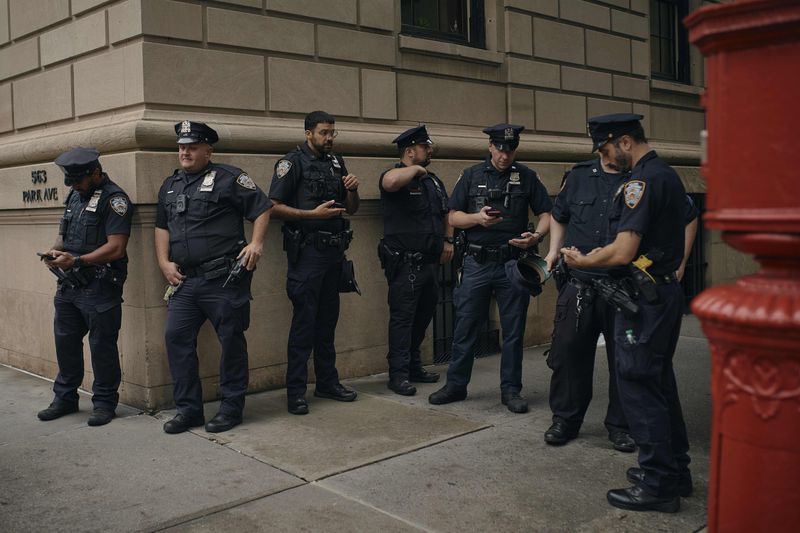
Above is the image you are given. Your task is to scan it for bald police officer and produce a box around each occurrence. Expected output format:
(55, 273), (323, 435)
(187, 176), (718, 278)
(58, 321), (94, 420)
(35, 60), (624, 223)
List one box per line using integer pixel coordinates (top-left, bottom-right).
(379, 125), (452, 395)
(38, 148), (133, 427)
(156, 121), (271, 434)
(429, 124), (552, 413)
(561, 114), (692, 513)
(269, 110), (360, 415)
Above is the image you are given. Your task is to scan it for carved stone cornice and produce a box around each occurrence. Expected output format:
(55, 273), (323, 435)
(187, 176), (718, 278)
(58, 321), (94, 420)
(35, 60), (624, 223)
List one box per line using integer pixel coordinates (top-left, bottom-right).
(0, 109), (703, 168)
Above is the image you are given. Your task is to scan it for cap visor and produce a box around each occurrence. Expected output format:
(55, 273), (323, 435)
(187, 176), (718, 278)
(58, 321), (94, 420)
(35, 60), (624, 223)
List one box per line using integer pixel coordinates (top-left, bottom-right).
(177, 137), (201, 144)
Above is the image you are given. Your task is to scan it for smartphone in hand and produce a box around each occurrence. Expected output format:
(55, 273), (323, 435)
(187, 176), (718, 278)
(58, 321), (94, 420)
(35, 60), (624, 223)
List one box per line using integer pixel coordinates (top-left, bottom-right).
(487, 209), (502, 217)
(37, 252), (56, 261)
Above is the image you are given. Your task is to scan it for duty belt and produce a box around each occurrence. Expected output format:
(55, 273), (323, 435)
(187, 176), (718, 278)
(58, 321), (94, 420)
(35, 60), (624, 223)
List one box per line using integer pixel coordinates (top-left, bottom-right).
(180, 255), (237, 279)
(466, 243), (520, 264)
(654, 272), (678, 285)
(303, 229), (353, 252)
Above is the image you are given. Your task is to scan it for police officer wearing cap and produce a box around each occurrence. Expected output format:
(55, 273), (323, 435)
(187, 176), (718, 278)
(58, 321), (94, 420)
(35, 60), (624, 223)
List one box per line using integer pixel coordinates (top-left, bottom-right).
(37, 148), (133, 427)
(268, 111), (360, 415)
(156, 121), (271, 434)
(379, 125), (453, 396)
(429, 124), (552, 413)
(561, 113), (692, 513)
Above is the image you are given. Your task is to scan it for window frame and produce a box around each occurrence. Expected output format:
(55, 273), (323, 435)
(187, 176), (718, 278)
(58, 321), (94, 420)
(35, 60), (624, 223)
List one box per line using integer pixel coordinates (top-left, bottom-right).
(650, 0), (691, 84)
(401, 0), (485, 49)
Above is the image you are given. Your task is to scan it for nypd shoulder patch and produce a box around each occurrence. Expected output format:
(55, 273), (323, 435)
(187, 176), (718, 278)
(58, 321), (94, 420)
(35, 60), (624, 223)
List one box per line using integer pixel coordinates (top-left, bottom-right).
(236, 173), (256, 190)
(276, 159), (292, 179)
(623, 180), (646, 209)
(110, 196), (129, 217)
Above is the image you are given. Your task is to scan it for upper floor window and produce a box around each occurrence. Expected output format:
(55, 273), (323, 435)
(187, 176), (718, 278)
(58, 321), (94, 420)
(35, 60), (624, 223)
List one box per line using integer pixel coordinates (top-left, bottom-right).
(650, 0), (690, 83)
(401, 0), (485, 48)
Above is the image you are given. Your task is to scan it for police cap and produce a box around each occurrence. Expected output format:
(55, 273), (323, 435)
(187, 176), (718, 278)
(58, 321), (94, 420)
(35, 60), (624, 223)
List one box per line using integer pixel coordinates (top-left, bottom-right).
(587, 113), (643, 152)
(55, 147), (100, 181)
(483, 124), (524, 152)
(392, 125), (433, 151)
(174, 120), (219, 145)
(505, 254), (551, 297)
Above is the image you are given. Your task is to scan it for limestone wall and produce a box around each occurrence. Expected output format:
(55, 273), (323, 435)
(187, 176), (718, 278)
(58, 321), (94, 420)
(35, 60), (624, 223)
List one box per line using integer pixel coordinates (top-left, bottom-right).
(0, 0), (733, 410)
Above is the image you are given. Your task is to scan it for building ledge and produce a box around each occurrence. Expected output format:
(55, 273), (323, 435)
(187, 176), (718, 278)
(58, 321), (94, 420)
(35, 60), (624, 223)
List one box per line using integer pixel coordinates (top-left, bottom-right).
(651, 79), (705, 96)
(398, 35), (505, 65)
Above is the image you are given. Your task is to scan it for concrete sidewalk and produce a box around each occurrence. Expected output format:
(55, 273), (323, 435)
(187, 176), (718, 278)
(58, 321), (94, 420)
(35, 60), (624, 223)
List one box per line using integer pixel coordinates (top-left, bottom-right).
(0, 316), (711, 532)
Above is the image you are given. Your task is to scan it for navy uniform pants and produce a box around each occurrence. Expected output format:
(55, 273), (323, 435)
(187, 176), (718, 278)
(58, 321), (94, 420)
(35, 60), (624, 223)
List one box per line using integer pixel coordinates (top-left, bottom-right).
(614, 281), (691, 497)
(547, 281), (628, 435)
(386, 262), (439, 380)
(165, 273), (251, 418)
(447, 256), (530, 393)
(285, 246), (343, 398)
(52, 279), (123, 409)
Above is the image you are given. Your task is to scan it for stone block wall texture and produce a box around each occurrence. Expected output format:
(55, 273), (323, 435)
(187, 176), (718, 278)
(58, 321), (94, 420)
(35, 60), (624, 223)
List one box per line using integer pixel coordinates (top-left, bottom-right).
(0, 0), (722, 409)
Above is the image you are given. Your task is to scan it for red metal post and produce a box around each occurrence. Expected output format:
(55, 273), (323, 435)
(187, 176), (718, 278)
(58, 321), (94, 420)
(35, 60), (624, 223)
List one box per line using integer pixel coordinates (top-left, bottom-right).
(685, 1), (800, 531)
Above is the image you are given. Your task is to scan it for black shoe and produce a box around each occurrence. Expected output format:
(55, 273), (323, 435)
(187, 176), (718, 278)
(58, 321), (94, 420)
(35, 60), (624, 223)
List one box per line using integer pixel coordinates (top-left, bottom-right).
(205, 412), (242, 433)
(500, 391), (529, 413)
(87, 407), (115, 427)
(626, 468), (693, 497)
(409, 369), (440, 383)
(544, 420), (579, 445)
(163, 413), (205, 434)
(609, 431), (636, 453)
(288, 396), (309, 415)
(428, 385), (467, 405)
(37, 402), (79, 421)
(314, 383), (357, 402)
(607, 485), (680, 513)
(388, 377), (417, 396)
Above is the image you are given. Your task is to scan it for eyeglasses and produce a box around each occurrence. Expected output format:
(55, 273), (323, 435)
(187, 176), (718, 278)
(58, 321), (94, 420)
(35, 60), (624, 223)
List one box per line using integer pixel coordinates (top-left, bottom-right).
(317, 129), (338, 139)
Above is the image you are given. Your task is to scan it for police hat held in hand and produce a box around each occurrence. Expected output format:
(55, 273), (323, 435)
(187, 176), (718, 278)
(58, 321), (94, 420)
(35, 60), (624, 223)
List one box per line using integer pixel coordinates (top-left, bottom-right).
(506, 253), (551, 296)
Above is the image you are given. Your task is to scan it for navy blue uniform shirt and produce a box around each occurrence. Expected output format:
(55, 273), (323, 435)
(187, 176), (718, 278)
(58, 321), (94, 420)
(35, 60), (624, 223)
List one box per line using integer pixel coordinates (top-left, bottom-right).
(379, 163), (449, 256)
(156, 163), (271, 268)
(269, 143), (349, 234)
(613, 151), (686, 276)
(449, 157), (552, 246)
(552, 159), (626, 254)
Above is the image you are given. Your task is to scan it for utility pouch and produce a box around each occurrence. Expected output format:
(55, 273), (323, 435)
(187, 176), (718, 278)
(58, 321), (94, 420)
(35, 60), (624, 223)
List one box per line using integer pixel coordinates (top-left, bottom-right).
(200, 256), (229, 281)
(630, 267), (659, 303)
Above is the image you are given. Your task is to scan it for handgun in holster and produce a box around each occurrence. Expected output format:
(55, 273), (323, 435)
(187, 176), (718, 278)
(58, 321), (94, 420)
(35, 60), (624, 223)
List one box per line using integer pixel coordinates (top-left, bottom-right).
(282, 225), (304, 264)
(553, 256), (568, 291)
(453, 231), (467, 287)
(629, 249), (663, 304)
(377, 239), (402, 282)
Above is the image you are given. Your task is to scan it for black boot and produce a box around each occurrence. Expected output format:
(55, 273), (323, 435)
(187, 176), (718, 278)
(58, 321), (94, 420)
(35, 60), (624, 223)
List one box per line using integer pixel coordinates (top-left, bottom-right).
(607, 485), (680, 513)
(388, 377), (417, 396)
(87, 407), (116, 427)
(544, 420), (578, 445)
(428, 384), (467, 405)
(37, 401), (78, 421)
(163, 413), (205, 434)
(626, 467), (693, 497)
(500, 391), (528, 413)
(205, 411), (242, 433)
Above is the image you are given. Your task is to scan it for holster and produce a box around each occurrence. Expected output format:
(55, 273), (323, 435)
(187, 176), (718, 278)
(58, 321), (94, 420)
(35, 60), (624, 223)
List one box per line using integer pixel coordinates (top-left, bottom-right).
(629, 266), (659, 303)
(377, 239), (402, 282)
(282, 225), (304, 264)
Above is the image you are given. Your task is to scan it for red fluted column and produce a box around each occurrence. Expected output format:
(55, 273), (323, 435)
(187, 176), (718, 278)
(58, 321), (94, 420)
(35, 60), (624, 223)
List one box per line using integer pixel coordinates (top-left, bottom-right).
(685, 1), (800, 531)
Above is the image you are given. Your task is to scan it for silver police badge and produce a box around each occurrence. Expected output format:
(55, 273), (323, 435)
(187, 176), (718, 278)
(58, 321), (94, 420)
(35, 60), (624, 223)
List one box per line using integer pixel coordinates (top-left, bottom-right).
(86, 190), (102, 212)
(110, 196), (128, 217)
(236, 173), (256, 190)
(624, 180), (646, 209)
(510, 172), (520, 184)
(199, 170), (216, 192)
(504, 127), (514, 140)
(180, 120), (192, 134)
(276, 159), (292, 179)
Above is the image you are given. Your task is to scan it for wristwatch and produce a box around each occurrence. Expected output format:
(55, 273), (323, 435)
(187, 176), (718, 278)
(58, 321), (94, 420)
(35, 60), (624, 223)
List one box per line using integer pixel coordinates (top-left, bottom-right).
(444, 236), (455, 244)
(73, 255), (82, 268)
(532, 232), (543, 243)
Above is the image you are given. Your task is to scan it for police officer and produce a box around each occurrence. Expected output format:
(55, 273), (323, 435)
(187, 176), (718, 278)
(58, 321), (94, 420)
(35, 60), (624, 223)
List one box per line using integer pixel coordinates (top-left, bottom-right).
(379, 125), (453, 396)
(37, 148), (133, 427)
(429, 124), (552, 413)
(544, 149), (636, 452)
(562, 114), (692, 513)
(156, 121), (271, 434)
(268, 111), (360, 415)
